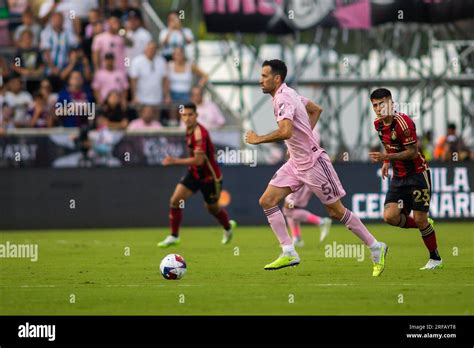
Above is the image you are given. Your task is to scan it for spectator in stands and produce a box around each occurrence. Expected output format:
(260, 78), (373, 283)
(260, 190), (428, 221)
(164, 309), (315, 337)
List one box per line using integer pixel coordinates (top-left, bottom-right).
(90, 115), (114, 165)
(98, 90), (131, 130)
(0, 82), (14, 134)
(0, 56), (10, 80)
(56, 71), (93, 127)
(130, 41), (170, 106)
(13, 9), (41, 47)
(434, 123), (469, 161)
(60, 46), (93, 82)
(419, 130), (433, 161)
(168, 47), (208, 103)
(190, 86), (226, 130)
(12, 30), (44, 78)
(111, 0), (139, 22)
(28, 92), (52, 128)
(159, 10), (194, 61)
(92, 52), (129, 105)
(128, 105), (162, 131)
(7, 0), (28, 18)
(92, 12), (126, 75)
(83, 19), (104, 62)
(4, 74), (32, 128)
(38, 0), (94, 37)
(124, 9), (152, 65)
(37, 78), (58, 119)
(40, 12), (78, 79)
(84, 8), (103, 40)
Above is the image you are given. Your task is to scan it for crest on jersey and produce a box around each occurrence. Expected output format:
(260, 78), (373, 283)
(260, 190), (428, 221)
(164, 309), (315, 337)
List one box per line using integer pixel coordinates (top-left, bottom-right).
(278, 103), (285, 116)
(391, 130), (397, 140)
(404, 129), (411, 137)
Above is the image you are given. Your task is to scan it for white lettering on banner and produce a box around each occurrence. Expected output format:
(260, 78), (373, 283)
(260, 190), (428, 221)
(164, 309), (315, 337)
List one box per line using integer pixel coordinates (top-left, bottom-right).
(352, 167), (473, 219)
(0, 144), (38, 161)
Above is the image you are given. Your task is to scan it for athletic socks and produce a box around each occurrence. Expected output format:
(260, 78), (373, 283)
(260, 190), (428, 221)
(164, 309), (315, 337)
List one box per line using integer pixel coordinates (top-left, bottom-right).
(212, 208), (231, 231)
(398, 214), (418, 228)
(420, 224), (441, 260)
(264, 206), (293, 247)
(169, 207), (183, 237)
(339, 208), (377, 247)
(286, 217), (301, 238)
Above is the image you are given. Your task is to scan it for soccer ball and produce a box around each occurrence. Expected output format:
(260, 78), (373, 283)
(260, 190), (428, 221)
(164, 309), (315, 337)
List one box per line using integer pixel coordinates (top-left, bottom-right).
(160, 254), (187, 280)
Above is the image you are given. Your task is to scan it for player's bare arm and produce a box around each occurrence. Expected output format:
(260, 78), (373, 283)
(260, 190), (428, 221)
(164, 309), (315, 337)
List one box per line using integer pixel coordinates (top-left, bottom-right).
(369, 143), (418, 162)
(245, 119), (293, 145)
(306, 100), (323, 129)
(162, 152), (205, 166)
(381, 161), (390, 179)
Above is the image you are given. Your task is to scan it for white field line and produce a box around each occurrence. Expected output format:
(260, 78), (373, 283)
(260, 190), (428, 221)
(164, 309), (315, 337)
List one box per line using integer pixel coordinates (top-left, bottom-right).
(1, 283), (473, 288)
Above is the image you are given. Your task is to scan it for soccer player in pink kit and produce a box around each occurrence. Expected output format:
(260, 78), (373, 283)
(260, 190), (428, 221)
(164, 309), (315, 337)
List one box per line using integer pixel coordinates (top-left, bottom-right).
(283, 100), (332, 246)
(245, 60), (388, 276)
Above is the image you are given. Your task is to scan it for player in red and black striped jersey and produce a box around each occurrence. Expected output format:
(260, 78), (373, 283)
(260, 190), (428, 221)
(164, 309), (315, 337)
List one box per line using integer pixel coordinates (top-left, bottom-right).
(369, 88), (443, 270)
(158, 102), (236, 248)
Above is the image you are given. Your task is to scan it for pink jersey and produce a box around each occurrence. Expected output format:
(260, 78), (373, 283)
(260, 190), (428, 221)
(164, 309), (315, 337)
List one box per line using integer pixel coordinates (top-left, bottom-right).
(299, 95), (321, 146)
(273, 84), (322, 170)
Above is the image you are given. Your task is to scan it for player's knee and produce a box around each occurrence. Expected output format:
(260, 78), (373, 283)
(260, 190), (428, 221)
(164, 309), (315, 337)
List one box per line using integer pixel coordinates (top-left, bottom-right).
(206, 204), (219, 215)
(327, 206), (343, 220)
(259, 195), (276, 210)
(414, 215), (428, 228)
(282, 206), (292, 217)
(383, 211), (399, 226)
(170, 197), (182, 208)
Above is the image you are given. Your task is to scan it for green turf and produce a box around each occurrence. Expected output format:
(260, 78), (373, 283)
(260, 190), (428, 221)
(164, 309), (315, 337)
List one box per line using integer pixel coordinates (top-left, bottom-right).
(1, 222), (473, 315)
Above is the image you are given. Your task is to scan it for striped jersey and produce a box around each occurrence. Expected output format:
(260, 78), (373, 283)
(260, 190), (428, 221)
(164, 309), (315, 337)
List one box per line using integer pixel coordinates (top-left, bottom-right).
(186, 123), (222, 182)
(374, 112), (428, 178)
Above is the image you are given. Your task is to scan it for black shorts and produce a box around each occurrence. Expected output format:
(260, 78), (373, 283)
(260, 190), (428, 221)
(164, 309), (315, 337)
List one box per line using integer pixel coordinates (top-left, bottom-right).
(180, 171), (222, 204)
(385, 170), (432, 213)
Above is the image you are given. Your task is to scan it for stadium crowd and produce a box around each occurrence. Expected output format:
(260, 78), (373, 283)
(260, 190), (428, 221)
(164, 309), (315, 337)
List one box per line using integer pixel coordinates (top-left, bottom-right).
(0, 0), (226, 135)
(0, 1), (472, 162)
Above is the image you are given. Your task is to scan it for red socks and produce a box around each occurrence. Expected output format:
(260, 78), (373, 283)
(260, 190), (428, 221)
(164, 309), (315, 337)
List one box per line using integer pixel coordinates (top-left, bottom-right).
(169, 207), (182, 237)
(212, 209), (231, 230)
(398, 214), (418, 228)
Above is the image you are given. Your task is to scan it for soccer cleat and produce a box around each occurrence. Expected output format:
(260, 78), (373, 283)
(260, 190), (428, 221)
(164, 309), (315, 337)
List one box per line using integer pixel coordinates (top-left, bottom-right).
(319, 217), (332, 242)
(293, 236), (305, 248)
(264, 252), (300, 270)
(420, 258), (444, 270)
(372, 242), (388, 277)
(222, 220), (237, 245)
(158, 235), (180, 248)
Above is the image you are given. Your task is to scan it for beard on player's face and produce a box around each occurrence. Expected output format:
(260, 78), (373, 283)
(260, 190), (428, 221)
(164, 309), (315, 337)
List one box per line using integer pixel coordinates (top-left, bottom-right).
(261, 77), (276, 94)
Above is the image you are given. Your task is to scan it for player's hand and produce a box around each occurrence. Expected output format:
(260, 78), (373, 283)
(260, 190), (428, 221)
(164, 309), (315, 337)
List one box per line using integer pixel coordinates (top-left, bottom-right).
(381, 162), (390, 180)
(368, 152), (387, 162)
(245, 131), (260, 145)
(162, 156), (175, 166)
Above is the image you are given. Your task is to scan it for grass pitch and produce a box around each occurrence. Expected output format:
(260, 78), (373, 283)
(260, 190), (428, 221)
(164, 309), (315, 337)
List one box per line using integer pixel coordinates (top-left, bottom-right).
(1, 222), (473, 315)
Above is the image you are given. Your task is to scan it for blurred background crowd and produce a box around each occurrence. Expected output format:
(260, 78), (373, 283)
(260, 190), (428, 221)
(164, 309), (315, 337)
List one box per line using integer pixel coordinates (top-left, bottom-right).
(0, 0), (227, 136)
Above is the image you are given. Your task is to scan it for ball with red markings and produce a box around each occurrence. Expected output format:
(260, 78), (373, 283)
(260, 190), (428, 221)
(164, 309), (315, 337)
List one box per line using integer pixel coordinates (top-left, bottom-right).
(160, 254), (187, 280)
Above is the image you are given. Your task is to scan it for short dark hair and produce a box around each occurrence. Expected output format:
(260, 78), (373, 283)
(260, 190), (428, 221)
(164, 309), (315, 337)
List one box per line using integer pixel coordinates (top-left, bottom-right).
(168, 10), (180, 18)
(182, 102), (197, 113)
(370, 88), (392, 100)
(447, 123), (456, 130)
(109, 10), (122, 20)
(262, 59), (287, 82)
